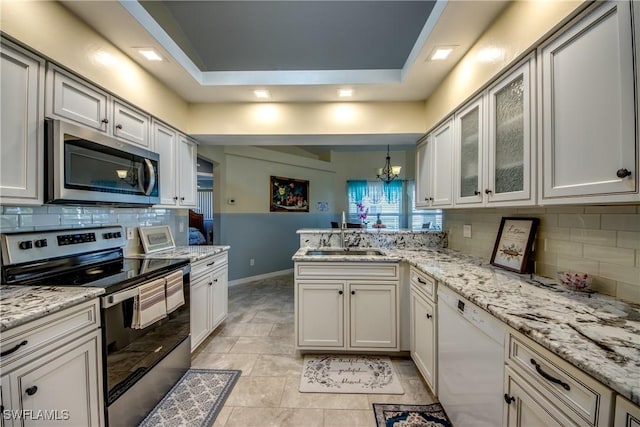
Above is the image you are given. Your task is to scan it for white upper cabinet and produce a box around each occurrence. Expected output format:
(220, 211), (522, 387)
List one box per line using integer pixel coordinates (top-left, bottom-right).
(112, 100), (151, 148)
(415, 138), (432, 209)
(46, 65), (151, 148)
(46, 65), (109, 132)
(487, 58), (535, 206)
(416, 118), (453, 209)
(0, 40), (44, 205)
(538, 1), (638, 204)
(454, 97), (484, 206)
(152, 120), (197, 208)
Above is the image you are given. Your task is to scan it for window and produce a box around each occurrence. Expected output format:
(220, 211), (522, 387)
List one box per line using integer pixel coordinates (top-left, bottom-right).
(347, 180), (442, 230)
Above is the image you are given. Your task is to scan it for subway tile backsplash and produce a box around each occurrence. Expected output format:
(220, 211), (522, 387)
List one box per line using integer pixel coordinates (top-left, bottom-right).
(0, 205), (188, 254)
(445, 205), (640, 304)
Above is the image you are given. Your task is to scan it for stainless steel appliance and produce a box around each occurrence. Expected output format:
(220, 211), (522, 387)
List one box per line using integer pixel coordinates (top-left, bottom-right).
(45, 119), (160, 206)
(1, 226), (190, 426)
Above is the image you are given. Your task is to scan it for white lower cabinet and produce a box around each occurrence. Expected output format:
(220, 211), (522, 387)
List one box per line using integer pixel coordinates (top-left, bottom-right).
(0, 300), (103, 427)
(295, 262), (399, 352)
(190, 252), (229, 352)
(409, 267), (437, 395)
(504, 366), (578, 427)
(504, 330), (613, 427)
(614, 395), (640, 427)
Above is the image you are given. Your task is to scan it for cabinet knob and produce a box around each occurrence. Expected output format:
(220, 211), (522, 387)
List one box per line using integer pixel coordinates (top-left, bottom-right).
(485, 189), (492, 195)
(474, 190), (481, 196)
(504, 394), (515, 404)
(173, 196), (178, 201)
(424, 197), (428, 201)
(213, 278), (218, 283)
(616, 168), (632, 178)
(116, 124), (123, 130)
(101, 118), (109, 124)
(426, 313), (433, 319)
(25, 386), (38, 396)
(338, 290), (343, 295)
(351, 290), (355, 295)
(180, 197), (185, 201)
(208, 281), (213, 286)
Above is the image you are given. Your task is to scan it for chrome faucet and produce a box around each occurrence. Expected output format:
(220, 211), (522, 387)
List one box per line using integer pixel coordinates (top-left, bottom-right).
(340, 227), (347, 250)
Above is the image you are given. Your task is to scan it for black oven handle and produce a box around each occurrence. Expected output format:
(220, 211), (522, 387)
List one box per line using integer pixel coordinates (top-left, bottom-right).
(143, 159), (156, 196)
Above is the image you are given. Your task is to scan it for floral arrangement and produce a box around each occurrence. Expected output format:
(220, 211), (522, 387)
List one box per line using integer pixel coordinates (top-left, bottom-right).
(356, 202), (369, 224)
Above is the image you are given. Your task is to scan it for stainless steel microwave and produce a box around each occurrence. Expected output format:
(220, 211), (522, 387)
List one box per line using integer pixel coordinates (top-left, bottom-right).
(45, 118), (160, 206)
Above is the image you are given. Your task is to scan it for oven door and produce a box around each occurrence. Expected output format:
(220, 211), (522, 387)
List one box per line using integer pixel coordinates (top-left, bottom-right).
(101, 268), (190, 411)
(45, 118), (160, 206)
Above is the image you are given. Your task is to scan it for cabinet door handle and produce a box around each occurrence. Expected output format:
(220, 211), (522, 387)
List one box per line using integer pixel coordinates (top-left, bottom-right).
(426, 313), (433, 319)
(338, 290), (343, 295)
(474, 190), (481, 196)
(417, 277), (427, 285)
(504, 394), (515, 404)
(213, 278), (218, 283)
(530, 359), (570, 391)
(616, 168), (632, 178)
(101, 118), (109, 124)
(115, 124), (123, 130)
(424, 197), (428, 201)
(208, 281), (213, 286)
(351, 290), (355, 295)
(180, 197), (185, 201)
(173, 196), (178, 201)
(485, 189), (492, 195)
(206, 261), (216, 267)
(25, 386), (38, 396)
(1, 340), (28, 357)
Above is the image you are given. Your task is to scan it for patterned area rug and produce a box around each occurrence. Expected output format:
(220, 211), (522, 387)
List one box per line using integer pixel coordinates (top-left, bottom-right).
(373, 403), (452, 427)
(300, 355), (404, 394)
(138, 369), (240, 427)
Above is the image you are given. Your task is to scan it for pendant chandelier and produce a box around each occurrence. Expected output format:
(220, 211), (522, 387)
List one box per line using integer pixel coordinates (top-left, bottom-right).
(376, 145), (402, 184)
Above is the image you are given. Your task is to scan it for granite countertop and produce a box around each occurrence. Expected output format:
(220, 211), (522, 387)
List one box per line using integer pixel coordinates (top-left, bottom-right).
(296, 228), (440, 234)
(292, 246), (640, 405)
(0, 286), (105, 332)
(127, 245), (230, 263)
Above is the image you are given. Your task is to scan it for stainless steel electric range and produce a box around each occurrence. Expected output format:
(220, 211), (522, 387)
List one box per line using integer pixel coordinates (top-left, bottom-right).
(0, 226), (191, 426)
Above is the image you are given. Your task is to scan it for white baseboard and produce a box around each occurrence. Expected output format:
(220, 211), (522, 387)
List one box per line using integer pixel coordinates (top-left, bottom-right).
(228, 268), (294, 287)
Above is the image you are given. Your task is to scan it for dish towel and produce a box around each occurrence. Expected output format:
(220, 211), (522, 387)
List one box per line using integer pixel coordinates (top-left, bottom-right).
(132, 277), (167, 329)
(165, 270), (185, 314)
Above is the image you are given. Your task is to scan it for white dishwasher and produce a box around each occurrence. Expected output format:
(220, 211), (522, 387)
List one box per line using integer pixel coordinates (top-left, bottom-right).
(437, 286), (505, 427)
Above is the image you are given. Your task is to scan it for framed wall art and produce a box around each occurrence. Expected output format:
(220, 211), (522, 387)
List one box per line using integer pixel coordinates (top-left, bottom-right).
(490, 217), (539, 273)
(270, 176), (309, 212)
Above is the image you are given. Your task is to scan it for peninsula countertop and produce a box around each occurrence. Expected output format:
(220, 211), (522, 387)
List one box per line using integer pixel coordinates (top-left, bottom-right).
(0, 286), (105, 332)
(292, 246), (640, 405)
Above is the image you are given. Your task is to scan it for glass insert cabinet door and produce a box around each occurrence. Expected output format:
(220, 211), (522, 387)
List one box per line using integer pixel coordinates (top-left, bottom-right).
(455, 97), (483, 205)
(487, 58), (533, 204)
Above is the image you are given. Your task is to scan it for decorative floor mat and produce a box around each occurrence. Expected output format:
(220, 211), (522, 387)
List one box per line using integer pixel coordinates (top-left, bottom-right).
(138, 369), (240, 427)
(373, 403), (452, 427)
(300, 355), (404, 394)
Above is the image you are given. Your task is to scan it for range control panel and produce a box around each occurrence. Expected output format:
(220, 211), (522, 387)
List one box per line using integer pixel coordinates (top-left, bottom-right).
(1, 226), (126, 266)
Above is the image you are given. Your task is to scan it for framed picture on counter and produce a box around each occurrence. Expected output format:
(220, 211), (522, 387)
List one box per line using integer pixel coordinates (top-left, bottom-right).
(270, 176), (309, 212)
(490, 217), (539, 273)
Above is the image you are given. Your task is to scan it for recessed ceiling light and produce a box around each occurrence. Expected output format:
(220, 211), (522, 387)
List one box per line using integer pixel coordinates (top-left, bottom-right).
(138, 48), (163, 61)
(338, 88), (353, 97)
(253, 89), (271, 99)
(428, 46), (455, 61)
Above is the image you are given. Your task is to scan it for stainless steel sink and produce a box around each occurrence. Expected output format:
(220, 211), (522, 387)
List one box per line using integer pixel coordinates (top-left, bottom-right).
(305, 249), (385, 256)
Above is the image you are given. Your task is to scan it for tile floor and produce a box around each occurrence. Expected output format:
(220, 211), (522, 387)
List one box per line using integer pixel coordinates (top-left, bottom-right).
(191, 273), (436, 427)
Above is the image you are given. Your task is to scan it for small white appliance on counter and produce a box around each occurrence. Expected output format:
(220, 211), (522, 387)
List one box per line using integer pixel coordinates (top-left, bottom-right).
(438, 285), (506, 427)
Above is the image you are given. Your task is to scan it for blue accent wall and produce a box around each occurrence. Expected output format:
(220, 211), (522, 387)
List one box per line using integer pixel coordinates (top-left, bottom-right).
(218, 213), (335, 281)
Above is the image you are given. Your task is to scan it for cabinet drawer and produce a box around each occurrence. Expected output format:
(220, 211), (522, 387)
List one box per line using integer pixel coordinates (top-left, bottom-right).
(410, 267), (435, 300)
(296, 262), (399, 279)
(192, 252), (228, 278)
(507, 332), (613, 426)
(0, 300), (100, 370)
